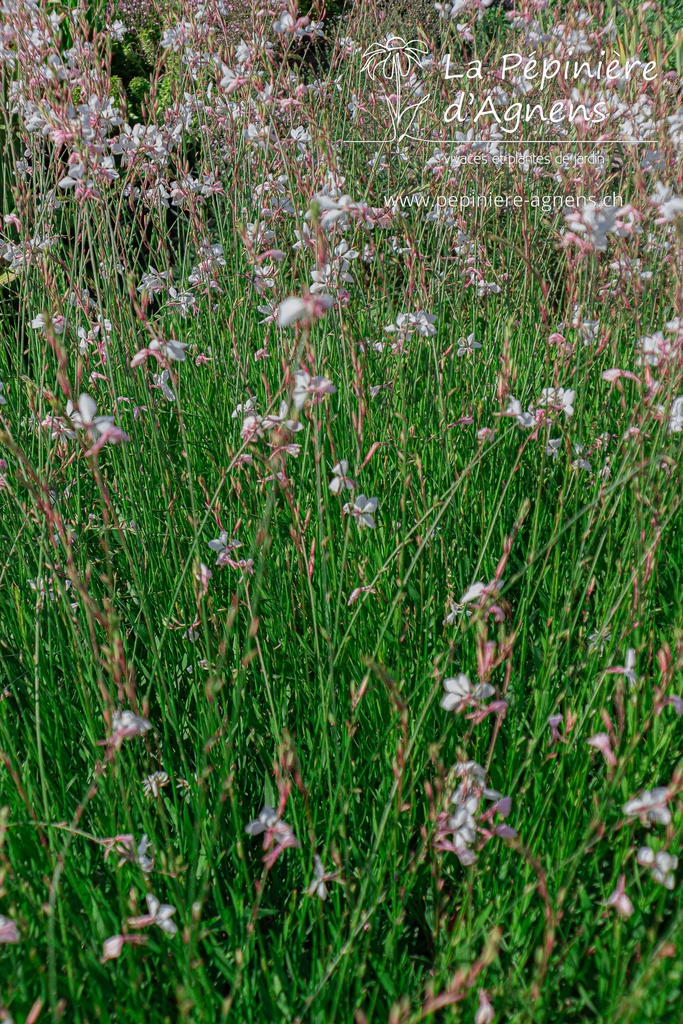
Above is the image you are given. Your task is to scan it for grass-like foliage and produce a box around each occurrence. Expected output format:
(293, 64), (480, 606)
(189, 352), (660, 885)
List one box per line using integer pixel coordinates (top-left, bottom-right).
(0, 0), (683, 1020)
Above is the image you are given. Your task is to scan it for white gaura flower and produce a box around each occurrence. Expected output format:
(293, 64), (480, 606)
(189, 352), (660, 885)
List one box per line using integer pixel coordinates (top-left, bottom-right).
(241, 413), (264, 442)
(606, 648), (637, 687)
(651, 851), (678, 889)
(152, 370), (175, 402)
(109, 19), (128, 41)
(474, 990), (495, 1024)
(384, 311), (437, 345)
(305, 854), (342, 900)
(110, 709), (151, 748)
(208, 532), (243, 567)
(30, 312), (66, 334)
(460, 582), (486, 605)
(67, 391), (111, 432)
(605, 874), (634, 918)
(637, 846), (677, 889)
(208, 533), (228, 552)
(245, 805), (300, 867)
(277, 293), (333, 327)
(292, 370), (337, 410)
(444, 579), (503, 623)
(245, 805), (279, 836)
(137, 267), (170, 294)
(128, 893), (178, 936)
(0, 916), (19, 943)
(130, 337), (188, 367)
(457, 332), (481, 357)
(232, 397), (258, 419)
(623, 787), (671, 825)
(505, 397), (535, 428)
(110, 833), (154, 874)
(654, 196), (683, 224)
(440, 673), (494, 713)
(668, 396), (683, 433)
(66, 394), (128, 451)
(273, 10), (295, 32)
(538, 387), (575, 418)
(261, 400), (302, 434)
(143, 771), (170, 797)
(343, 494), (378, 528)
(329, 460), (355, 493)
(637, 331), (673, 367)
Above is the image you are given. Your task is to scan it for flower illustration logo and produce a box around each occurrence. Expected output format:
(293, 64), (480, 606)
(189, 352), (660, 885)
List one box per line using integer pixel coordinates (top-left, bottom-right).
(360, 35), (431, 143)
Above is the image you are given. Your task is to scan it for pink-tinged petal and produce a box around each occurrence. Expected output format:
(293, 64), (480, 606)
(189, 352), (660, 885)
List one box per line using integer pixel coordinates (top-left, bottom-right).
(492, 796), (512, 818)
(605, 874), (634, 917)
(102, 935), (125, 960)
(126, 913), (156, 929)
(0, 916), (19, 943)
(493, 824), (518, 839)
(587, 733), (617, 767)
(440, 693), (461, 712)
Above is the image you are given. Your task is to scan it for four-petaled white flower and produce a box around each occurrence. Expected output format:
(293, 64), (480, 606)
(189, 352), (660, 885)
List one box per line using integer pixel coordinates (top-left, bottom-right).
(143, 771), (170, 797)
(343, 494), (378, 528)
(292, 370), (337, 410)
(208, 532), (244, 568)
(637, 846), (677, 889)
(245, 805), (280, 837)
(440, 673), (494, 713)
(384, 311), (437, 346)
(538, 387), (575, 419)
(131, 337), (188, 367)
(128, 892), (178, 935)
(245, 804), (300, 867)
(457, 332), (481, 357)
(623, 787), (671, 825)
(305, 854), (341, 900)
(110, 709), (151, 747)
(329, 460), (355, 493)
(65, 394), (129, 453)
(31, 312), (66, 334)
(505, 397), (535, 429)
(261, 400), (302, 434)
